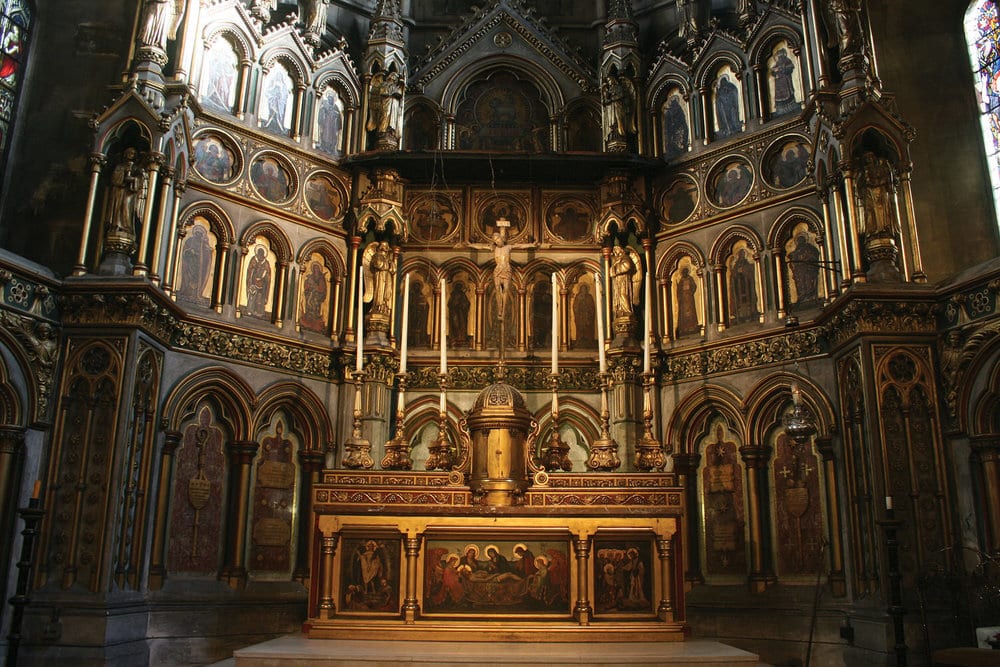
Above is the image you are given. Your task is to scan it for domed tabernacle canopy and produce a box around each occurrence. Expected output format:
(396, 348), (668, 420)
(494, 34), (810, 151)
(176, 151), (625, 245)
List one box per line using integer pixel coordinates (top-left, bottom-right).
(465, 381), (536, 506)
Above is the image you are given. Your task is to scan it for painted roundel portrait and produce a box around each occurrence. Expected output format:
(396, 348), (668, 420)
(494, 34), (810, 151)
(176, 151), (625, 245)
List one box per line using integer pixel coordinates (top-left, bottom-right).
(477, 193), (528, 241)
(660, 175), (699, 225)
(408, 193), (459, 242)
(304, 173), (345, 222)
(249, 154), (293, 203)
(765, 139), (810, 190)
(710, 158), (754, 208)
(545, 196), (594, 242)
(192, 133), (239, 184)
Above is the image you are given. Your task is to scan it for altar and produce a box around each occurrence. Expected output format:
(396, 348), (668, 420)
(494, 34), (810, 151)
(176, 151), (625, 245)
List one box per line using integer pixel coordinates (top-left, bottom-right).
(306, 377), (686, 642)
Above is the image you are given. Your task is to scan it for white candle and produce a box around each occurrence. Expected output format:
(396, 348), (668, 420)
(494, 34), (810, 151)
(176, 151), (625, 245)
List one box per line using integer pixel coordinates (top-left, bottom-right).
(439, 388), (446, 414)
(595, 272), (606, 374)
(552, 389), (559, 415)
(400, 273), (410, 372)
(791, 383), (801, 406)
(439, 277), (447, 375)
(551, 274), (558, 374)
(356, 266), (364, 373)
(643, 271), (652, 374)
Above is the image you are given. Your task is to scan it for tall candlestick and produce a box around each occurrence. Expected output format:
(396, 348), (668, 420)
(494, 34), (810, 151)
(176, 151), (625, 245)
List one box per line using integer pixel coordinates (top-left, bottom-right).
(439, 277), (447, 375)
(551, 273), (558, 374)
(400, 273), (410, 372)
(595, 272), (606, 374)
(356, 266), (364, 373)
(644, 260), (653, 373)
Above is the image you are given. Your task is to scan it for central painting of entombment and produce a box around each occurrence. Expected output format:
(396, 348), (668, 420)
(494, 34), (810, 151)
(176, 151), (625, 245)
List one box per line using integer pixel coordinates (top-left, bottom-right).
(423, 537), (571, 614)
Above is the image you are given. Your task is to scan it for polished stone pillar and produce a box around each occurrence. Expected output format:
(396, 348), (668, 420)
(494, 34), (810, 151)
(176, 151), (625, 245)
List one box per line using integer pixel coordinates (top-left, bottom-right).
(222, 439), (259, 589)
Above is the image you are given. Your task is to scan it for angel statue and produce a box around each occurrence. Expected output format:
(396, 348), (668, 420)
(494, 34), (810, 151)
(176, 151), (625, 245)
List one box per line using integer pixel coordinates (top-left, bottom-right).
(362, 240), (396, 318)
(137, 0), (186, 51)
(602, 70), (637, 140)
(609, 244), (642, 323)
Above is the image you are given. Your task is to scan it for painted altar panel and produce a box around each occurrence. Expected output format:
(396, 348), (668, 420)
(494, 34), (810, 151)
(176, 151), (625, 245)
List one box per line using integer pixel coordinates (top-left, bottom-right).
(249, 419), (299, 573)
(339, 535), (401, 614)
(593, 538), (655, 616)
(700, 422), (747, 577)
(423, 537), (571, 615)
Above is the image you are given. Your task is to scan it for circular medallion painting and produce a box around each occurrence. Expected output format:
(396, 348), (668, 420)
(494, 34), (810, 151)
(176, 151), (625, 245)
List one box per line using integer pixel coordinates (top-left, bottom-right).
(709, 157), (754, 208)
(765, 138), (810, 190)
(477, 194), (528, 241)
(192, 132), (239, 184)
(545, 197), (594, 242)
(660, 175), (699, 225)
(408, 193), (459, 242)
(304, 173), (345, 222)
(249, 154), (293, 202)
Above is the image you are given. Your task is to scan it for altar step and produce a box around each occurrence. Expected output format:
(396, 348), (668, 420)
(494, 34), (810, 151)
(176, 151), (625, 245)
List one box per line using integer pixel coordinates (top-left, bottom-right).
(223, 634), (763, 666)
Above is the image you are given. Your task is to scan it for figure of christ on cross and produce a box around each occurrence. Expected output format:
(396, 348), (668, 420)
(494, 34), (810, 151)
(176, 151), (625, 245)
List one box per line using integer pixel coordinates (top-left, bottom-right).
(468, 218), (538, 361)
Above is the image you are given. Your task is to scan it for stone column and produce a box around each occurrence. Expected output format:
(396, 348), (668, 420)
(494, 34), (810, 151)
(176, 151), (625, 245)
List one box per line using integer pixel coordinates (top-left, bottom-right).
(672, 451), (703, 587)
(816, 435), (846, 596)
(607, 352), (642, 470)
(222, 439), (259, 589)
(148, 429), (181, 590)
(972, 435), (1000, 553)
(656, 535), (676, 622)
(294, 449), (325, 583)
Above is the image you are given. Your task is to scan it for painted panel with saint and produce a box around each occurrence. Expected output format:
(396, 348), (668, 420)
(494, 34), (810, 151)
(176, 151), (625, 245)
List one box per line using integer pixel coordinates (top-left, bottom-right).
(242, 239), (275, 320)
(199, 36), (238, 114)
(571, 276), (597, 349)
(176, 217), (216, 307)
(298, 254), (331, 334)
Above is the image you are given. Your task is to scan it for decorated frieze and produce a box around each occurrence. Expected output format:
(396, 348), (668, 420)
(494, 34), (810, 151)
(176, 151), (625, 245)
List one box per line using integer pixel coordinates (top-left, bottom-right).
(406, 363), (602, 392)
(662, 328), (823, 382)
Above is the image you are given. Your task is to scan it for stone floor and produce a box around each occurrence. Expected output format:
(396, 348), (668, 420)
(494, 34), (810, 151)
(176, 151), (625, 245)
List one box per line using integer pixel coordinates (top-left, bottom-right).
(212, 634), (766, 667)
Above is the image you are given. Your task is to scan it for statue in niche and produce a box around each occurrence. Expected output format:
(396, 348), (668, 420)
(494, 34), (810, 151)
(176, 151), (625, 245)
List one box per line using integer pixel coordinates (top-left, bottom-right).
(363, 241), (396, 317)
(178, 224), (213, 304)
(822, 0), (864, 57)
(104, 148), (145, 238)
(674, 266), (700, 337)
(770, 48), (797, 115)
(532, 280), (552, 349)
(610, 245), (640, 321)
(715, 74), (741, 138)
(366, 69), (404, 138)
(408, 279), (430, 348)
(299, 261), (329, 333)
(787, 233), (820, 307)
(858, 152), (900, 239)
(572, 283), (596, 348)
(729, 248), (759, 325)
(137, 0), (185, 51)
(448, 281), (471, 347)
(245, 245), (271, 319)
(602, 70), (637, 140)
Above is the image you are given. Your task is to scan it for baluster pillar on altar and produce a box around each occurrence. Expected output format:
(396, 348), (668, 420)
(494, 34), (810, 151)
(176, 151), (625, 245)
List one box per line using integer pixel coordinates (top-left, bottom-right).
(573, 535), (592, 625)
(402, 533), (422, 623)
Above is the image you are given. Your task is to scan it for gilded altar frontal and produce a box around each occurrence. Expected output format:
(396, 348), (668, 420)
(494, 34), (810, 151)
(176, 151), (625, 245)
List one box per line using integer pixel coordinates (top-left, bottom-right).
(0, 1), (998, 666)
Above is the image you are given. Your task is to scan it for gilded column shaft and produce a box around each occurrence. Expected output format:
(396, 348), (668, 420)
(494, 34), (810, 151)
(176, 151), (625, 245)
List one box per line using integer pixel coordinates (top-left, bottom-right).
(403, 535), (422, 623)
(224, 439), (259, 588)
(973, 436), (1000, 553)
(656, 536), (675, 622)
(73, 154), (106, 276)
(573, 536), (592, 625)
(319, 531), (340, 619)
(816, 436), (846, 596)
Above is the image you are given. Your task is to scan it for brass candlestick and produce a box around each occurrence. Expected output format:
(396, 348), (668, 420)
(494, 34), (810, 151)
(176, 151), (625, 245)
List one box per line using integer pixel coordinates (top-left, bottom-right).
(425, 373), (453, 471)
(544, 372), (572, 471)
(635, 372), (666, 471)
(381, 373), (413, 470)
(342, 371), (373, 469)
(587, 372), (620, 471)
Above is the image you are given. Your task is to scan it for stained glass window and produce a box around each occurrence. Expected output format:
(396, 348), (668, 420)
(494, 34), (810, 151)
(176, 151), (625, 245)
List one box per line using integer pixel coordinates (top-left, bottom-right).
(967, 0), (1000, 219)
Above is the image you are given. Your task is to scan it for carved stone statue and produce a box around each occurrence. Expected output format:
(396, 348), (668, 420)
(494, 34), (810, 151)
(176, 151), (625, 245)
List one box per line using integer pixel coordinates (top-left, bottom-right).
(858, 152), (900, 238)
(677, 0), (699, 41)
(602, 71), (637, 140)
(300, 0), (329, 43)
(822, 0), (863, 56)
(610, 244), (639, 321)
(105, 148), (144, 238)
(366, 70), (405, 138)
(137, 0), (185, 51)
(364, 240), (396, 317)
